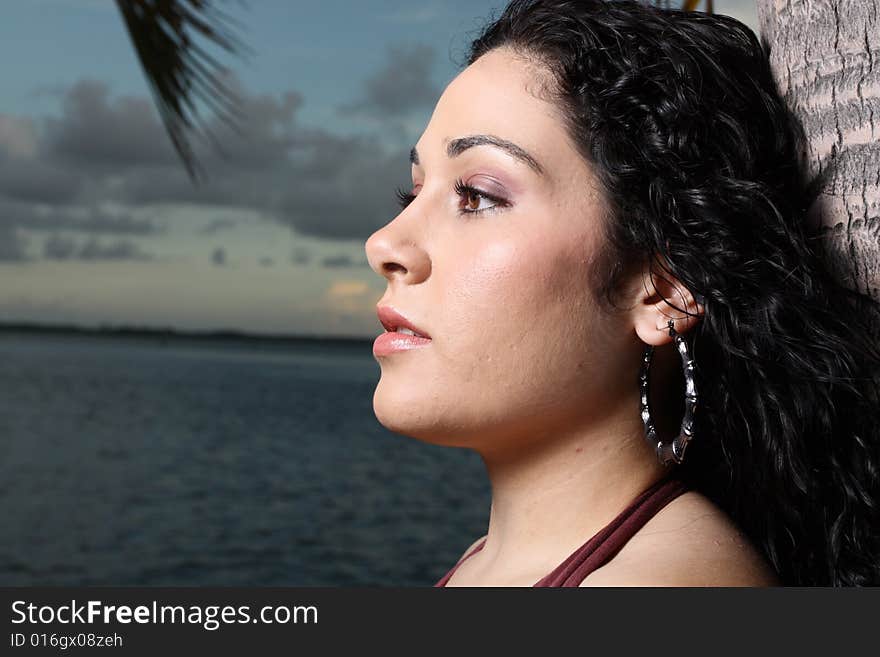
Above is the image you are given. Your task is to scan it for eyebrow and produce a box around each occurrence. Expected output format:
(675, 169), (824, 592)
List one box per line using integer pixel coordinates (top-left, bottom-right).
(409, 134), (545, 176)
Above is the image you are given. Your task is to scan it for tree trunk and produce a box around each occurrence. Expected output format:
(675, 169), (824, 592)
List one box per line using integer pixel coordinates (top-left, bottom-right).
(756, 0), (879, 333)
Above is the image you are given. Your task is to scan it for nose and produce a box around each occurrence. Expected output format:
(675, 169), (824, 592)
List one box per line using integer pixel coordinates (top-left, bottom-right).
(364, 210), (431, 285)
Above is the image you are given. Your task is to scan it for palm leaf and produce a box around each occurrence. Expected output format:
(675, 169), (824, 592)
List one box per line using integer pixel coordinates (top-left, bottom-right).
(115, 0), (250, 183)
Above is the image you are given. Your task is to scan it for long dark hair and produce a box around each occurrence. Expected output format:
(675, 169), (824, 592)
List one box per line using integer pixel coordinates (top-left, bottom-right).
(467, 0), (880, 585)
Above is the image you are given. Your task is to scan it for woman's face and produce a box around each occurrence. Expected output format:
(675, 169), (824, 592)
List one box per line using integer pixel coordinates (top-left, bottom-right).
(365, 47), (641, 454)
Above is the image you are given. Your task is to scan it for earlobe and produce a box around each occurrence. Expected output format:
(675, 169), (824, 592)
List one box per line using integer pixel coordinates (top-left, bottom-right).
(635, 311), (702, 346)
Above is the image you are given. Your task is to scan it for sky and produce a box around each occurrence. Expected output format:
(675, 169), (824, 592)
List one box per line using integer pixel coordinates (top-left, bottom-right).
(0, 0), (758, 339)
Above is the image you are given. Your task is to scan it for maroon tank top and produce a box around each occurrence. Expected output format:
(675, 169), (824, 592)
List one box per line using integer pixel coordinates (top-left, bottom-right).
(434, 473), (689, 587)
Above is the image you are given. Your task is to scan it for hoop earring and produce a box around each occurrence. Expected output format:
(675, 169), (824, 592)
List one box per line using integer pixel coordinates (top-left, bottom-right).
(638, 318), (697, 466)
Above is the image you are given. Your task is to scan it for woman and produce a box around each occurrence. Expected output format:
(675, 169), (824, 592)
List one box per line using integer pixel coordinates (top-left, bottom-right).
(365, 0), (880, 586)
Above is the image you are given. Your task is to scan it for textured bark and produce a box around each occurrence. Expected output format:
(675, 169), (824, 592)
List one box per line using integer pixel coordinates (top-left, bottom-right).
(756, 1), (880, 329)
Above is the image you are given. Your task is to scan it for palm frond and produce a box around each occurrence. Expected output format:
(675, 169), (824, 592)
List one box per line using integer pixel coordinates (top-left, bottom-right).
(115, 0), (250, 183)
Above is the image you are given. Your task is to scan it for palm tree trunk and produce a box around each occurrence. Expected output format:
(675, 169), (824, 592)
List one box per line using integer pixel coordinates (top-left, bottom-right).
(756, 0), (879, 330)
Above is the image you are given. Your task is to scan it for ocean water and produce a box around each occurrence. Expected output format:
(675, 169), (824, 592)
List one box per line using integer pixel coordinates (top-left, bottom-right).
(0, 332), (490, 586)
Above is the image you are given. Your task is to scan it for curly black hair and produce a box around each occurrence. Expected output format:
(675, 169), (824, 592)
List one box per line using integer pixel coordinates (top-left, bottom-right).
(467, 0), (880, 585)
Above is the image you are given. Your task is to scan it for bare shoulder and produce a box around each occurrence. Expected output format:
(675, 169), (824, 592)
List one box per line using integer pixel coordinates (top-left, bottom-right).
(580, 490), (781, 587)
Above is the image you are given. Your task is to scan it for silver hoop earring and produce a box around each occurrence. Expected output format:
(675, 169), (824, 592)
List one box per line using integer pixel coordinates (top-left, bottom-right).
(638, 318), (697, 466)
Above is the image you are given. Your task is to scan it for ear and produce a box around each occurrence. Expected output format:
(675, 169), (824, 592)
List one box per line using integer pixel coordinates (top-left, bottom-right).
(631, 256), (704, 347)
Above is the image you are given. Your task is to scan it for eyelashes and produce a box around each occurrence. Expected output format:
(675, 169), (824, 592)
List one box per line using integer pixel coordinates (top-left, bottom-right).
(394, 179), (511, 216)
(394, 187), (416, 209)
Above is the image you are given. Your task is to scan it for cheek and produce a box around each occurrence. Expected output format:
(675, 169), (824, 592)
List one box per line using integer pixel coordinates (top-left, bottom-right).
(438, 233), (596, 382)
(444, 239), (527, 328)
(451, 226), (596, 320)
(424, 228), (619, 447)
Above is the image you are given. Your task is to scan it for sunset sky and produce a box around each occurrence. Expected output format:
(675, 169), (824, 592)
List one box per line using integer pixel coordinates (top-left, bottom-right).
(0, 0), (757, 338)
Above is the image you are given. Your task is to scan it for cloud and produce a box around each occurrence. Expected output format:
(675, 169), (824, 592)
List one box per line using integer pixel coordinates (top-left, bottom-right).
(0, 155), (83, 205)
(0, 225), (30, 261)
(45, 79), (177, 171)
(66, 78), (409, 240)
(321, 253), (370, 268)
(276, 132), (410, 240)
(43, 233), (153, 261)
(259, 256), (274, 267)
(324, 279), (373, 315)
(322, 254), (356, 268)
(71, 213), (160, 235)
(111, 102), (410, 240)
(0, 200), (162, 235)
(198, 218), (238, 235)
(79, 238), (152, 261)
(43, 234), (76, 260)
(326, 280), (370, 297)
(0, 200), (162, 267)
(0, 115), (38, 158)
(337, 43), (440, 118)
(211, 246), (227, 266)
(1, 48), (427, 247)
(291, 246), (312, 265)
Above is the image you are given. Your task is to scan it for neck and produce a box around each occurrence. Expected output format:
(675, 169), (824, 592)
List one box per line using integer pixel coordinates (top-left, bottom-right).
(473, 396), (669, 580)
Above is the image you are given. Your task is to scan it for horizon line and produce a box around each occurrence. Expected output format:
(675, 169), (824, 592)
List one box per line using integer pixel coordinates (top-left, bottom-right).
(0, 319), (375, 343)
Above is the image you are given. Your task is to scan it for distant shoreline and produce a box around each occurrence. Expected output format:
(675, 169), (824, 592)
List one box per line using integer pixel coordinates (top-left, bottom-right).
(0, 321), (374, 346)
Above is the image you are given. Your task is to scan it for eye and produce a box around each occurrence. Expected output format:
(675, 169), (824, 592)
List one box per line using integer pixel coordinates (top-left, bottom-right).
(393, 179), (511, 216)
(453, 178), (510, 215)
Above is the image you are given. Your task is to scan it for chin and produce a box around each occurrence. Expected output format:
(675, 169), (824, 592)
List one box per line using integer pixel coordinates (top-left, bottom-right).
(371, 381), (471, 448)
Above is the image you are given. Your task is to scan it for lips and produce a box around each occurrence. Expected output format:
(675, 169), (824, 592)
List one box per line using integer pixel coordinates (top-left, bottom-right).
(376, 305), (431, 338)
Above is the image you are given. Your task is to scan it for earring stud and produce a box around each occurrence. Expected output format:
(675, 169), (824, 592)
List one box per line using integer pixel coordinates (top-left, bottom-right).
(638, 319), (698, 465)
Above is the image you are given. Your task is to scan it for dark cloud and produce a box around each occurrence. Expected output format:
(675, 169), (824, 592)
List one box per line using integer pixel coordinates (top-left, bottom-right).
(43, 233), (153, 261)
(0, 157), (82, 205)
(102, 85), (410, 241)
(259, 256), (274, 267)
(1, 47), (428, 246)
(212, 247), (227, 266)
(338, 43), (440, 117)
(45, 79), (177, 170)
(0, 114), (82, 204)
(278, 133), (409, 240)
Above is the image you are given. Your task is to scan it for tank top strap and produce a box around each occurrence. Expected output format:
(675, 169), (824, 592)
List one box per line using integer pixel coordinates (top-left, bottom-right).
(534, 473), (690, 586)
(434, 536), (488, 587)
(434, 472), (689, 587)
